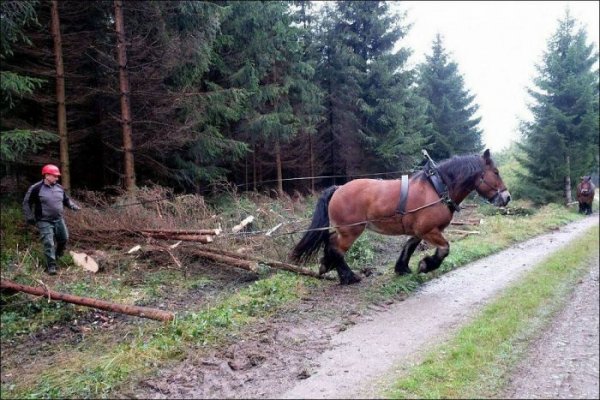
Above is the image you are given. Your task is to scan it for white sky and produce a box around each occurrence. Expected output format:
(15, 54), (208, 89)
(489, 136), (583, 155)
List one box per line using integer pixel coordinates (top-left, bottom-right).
(394, 1), (600, 152)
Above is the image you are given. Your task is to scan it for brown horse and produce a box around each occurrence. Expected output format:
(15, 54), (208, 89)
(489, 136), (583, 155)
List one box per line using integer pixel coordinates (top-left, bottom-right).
(291, 149), (511, 284)
(576, 176), (595, 215)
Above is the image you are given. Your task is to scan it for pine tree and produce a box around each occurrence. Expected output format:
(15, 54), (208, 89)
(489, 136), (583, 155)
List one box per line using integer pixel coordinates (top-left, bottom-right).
(0, 0), (56, 167)
(518, 11), (599, 204)
(316, 1), (428, 178)
(417, 34), (483, 161)
(205, 1), (322, 194)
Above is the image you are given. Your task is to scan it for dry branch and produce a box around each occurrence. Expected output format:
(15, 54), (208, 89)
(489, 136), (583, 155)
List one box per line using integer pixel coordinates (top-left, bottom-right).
(232, 216), (254, 233)
(0, 279), (174, 322)
(446, 229), (481, 235)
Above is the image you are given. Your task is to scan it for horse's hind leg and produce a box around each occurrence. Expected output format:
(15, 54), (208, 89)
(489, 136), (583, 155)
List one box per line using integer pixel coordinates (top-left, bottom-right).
(418, 230), (449, 273)
(323, 229), (362, 285)
(394, 236), (421, 275)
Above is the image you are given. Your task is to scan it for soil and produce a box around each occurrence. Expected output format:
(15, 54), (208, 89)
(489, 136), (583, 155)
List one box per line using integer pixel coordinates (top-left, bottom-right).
(122, 215), (599, 399)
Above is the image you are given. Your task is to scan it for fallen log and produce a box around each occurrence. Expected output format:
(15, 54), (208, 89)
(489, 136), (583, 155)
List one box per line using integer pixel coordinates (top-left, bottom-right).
(196, 247), (335, 280)
(140, 228), (222, 236)
(140, 232), (214, 243)
(187, 249), (259, 273)
(450, 220), (480, 226)
(0, 279), (174, 322)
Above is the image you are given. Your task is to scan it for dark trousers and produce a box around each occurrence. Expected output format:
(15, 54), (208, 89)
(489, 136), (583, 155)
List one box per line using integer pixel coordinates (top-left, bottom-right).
(36, 219), (68, 266)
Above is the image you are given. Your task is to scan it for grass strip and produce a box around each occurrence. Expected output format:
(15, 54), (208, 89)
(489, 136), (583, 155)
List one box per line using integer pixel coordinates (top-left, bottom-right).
(385, 224), (599, 399)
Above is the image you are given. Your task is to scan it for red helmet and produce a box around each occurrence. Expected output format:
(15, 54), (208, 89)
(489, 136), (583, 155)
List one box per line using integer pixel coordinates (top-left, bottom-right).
(41, 164), (61, 176)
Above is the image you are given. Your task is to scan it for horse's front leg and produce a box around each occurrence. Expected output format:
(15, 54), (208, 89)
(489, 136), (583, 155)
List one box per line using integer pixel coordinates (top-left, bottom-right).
(394, 236), (421, 275)
(417, 229), (449, 274)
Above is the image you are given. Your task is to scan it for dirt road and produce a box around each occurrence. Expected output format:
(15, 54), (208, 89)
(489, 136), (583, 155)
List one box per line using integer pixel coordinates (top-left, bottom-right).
(133, 216), (598, 399)
(280, 216), (599, 399)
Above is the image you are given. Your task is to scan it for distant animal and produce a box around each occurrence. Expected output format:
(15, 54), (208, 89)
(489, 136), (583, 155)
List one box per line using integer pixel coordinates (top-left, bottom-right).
(576, 176), (595, 215)
(291, 149), (511, 285)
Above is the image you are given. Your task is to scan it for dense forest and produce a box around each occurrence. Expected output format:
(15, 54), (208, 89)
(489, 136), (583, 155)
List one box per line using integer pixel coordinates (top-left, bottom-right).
(1, 1), (598, 203)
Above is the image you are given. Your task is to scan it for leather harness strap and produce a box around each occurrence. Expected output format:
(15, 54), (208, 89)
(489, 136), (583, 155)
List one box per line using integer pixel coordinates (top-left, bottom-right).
(424, 161), (460, 213)
(396, 174), (409, 215)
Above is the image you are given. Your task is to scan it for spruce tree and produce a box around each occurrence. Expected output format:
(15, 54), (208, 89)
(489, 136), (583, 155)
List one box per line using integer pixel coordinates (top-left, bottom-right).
(417, 34), (483, 161)
(0, 0), (56, 166)
(317, 1), (428, 178)
(518, 11), (599, 204)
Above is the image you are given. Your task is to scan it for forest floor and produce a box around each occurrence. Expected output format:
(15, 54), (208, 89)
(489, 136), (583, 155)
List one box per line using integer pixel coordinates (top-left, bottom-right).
(126, 215), (599, 399)
(1, 201), (598, 399)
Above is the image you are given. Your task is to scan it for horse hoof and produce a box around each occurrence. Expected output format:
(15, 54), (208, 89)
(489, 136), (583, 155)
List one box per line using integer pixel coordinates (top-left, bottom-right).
(418, 260), (428, 273)
(340, 274), (362, 285)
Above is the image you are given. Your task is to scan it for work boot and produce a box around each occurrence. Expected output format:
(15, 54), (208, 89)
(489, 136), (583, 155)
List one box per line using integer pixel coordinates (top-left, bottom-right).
(46, 262), (57, 275)
(56, 242), (66, 259)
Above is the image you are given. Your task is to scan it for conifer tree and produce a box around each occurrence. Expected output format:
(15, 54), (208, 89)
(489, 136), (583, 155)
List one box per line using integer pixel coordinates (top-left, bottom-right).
(317, 1), (428, 178)
(0, 0), (56, 167)
(417, 34), (483, 161)
(518, 11), (599, 204)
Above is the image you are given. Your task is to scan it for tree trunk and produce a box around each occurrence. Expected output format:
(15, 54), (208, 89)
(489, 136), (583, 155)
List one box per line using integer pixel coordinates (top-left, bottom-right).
(309, 131), (315, 192)
(1, 279), (174, 322)
(564, 153), (572, 205)
(114, 0), (136, 192)
(275, 139), (283, 196)
(252, 144), (257, 191)
(50, 0), (70, 191)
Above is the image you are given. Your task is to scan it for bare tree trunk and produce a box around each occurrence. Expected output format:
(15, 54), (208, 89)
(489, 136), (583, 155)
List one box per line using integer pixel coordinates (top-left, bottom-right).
(564, 153), (572, 205)
(50, 0), (70, 191)
(308, 131), (315, 192)
(114, 0), (135, 192)
(252, 144), (257, 192)
(275, 139), (283, 196)
(1, 279), (174, 322)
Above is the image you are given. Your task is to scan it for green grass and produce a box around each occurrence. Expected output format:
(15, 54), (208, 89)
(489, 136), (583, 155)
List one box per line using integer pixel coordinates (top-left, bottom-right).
(3, 272), (311, 399)
(385, 224), (599, 399)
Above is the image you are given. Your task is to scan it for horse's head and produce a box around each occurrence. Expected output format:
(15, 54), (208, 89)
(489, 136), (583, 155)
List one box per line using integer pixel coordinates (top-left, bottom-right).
(475, 149), (511, 207)
(579, 176), (594, 195)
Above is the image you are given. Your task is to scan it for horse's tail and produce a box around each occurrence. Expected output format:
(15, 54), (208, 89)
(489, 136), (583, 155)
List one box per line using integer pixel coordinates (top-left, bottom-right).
(291, 186), (338, 265)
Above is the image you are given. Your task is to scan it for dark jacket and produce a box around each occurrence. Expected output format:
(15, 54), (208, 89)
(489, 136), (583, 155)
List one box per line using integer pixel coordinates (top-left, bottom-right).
(23, 180), (79, 222)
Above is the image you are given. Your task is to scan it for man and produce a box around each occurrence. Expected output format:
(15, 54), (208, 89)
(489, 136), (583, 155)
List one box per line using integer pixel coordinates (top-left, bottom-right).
(22, 164), (81, 275)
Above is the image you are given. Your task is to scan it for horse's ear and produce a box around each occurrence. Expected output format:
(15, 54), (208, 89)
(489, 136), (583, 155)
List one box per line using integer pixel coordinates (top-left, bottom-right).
(483, 149), (491, 164)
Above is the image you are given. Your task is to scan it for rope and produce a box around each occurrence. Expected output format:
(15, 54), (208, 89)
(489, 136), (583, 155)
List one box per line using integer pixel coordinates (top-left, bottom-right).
(219, 198), (444, 238)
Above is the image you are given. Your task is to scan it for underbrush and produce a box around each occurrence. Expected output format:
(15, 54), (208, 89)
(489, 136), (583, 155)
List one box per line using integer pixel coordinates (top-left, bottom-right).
(0, 190), (587, 399)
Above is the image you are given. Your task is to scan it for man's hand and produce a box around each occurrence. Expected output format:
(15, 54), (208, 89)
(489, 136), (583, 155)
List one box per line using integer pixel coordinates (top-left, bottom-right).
(71, 204), (81, 211)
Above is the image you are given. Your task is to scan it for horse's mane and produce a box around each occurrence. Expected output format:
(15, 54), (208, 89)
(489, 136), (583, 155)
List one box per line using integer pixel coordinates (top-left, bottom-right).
(415, 154), (484, 191)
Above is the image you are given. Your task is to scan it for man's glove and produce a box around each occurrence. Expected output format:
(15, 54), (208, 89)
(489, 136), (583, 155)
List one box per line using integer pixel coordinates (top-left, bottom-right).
(27, 218), (36, 226)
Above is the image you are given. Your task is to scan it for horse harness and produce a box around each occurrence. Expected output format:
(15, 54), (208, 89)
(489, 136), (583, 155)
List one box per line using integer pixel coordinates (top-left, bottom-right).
(396, 158), (460, 215)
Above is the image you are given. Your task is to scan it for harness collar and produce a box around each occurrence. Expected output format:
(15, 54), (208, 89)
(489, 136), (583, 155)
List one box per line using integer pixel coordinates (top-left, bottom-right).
(424, 161), (460, 213)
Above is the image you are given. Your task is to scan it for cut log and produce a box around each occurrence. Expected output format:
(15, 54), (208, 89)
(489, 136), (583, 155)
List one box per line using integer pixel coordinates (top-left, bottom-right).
(187, 249), (259, 272)
(140, 228), (222, 236)
(140, 232), (214, 243)
(70, 251), (99, 273)
(232, 216), (254, 233)
(195, 247), (335, 280)
(0, 279), (174, 322)
(450, 221), (480, 226)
